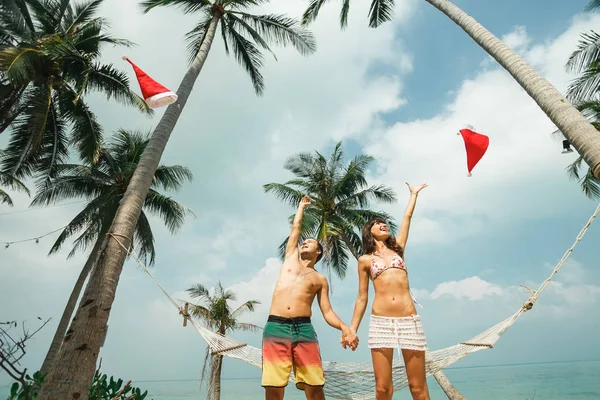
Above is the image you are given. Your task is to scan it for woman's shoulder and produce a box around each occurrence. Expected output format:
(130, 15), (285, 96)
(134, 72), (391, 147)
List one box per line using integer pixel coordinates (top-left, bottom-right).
(358, 254), (372, 266)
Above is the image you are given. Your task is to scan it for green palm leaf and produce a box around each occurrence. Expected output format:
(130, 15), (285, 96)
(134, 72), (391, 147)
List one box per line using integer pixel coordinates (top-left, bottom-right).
(33, 129), (193, 265)
(585, 0), (600, 12)
(368, 0), (395, 28)
(0, 0), (148, 181)
(224, 17), (265, 94)
(265, 141), (397, 278)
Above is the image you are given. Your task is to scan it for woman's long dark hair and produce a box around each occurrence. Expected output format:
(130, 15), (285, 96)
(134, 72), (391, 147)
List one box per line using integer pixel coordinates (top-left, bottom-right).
(361, 218), (404, 257)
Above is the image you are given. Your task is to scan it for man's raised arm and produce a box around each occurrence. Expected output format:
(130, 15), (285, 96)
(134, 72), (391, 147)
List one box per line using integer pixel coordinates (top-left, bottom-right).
(284, 196), (311, 260)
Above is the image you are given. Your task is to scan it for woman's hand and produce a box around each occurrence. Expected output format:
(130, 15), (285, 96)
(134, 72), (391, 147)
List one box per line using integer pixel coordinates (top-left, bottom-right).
(405, 182), (428, 195)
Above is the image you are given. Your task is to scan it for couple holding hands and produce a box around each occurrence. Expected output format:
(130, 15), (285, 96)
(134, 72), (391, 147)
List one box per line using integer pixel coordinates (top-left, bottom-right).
(261, 183), (430, 400)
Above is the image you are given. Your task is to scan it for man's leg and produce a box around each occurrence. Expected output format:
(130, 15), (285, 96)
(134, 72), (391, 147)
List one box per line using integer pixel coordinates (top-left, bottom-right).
(292, 322), (325, 400)
(262, 320), (293, 399)
(265, 387), (285, 400)
(303, 385), (325, 400)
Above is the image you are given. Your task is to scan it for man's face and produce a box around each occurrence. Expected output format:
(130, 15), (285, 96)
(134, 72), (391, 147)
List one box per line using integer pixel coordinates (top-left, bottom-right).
(300, 239), (321, 259)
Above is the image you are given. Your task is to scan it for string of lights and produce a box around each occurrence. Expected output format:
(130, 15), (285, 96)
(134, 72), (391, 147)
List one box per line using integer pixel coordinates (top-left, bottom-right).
(2, 226), (68, 248)
(0, 200), (86, 217)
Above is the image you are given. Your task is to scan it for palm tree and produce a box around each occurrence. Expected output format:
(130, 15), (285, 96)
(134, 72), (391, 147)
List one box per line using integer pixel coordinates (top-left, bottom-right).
(187, 282), (260, 400)
(36, 2), (314, 397)
(0, 0), (149, 183)
(32, 128), (193, 377)
(586, 0), (600, 11)
(556, 100), (600, 199)
(0, 150), (29, 206)
(554, 3), (600, 199)
(264, 142), (396, 279)
(302, 0), (600, 182)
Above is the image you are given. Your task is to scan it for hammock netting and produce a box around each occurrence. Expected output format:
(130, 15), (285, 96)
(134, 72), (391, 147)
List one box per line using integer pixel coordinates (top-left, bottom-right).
(116, 202), (599, 400)
(187, 308), (523, 399)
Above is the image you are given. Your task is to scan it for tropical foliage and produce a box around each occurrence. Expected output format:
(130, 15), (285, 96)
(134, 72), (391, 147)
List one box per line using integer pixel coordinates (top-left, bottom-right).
(34, 129), (193, 376)
(141, 0), (317, 95)
(187, 282), (260, 400)
(302, 0), (394, 28)
(0, 0), (149, 182)
(0, 149), (29, 206)
(32, 128), (193, 263)
(558, 3), (600, 199)
(264, 141), (397, 279)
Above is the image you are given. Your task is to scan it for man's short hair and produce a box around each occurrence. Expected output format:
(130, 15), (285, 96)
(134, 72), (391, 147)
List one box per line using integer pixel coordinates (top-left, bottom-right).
(315, 240), (324, 263)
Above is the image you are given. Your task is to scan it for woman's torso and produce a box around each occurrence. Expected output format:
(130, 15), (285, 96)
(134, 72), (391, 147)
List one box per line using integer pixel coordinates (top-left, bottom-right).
(368, 252), (417, 317)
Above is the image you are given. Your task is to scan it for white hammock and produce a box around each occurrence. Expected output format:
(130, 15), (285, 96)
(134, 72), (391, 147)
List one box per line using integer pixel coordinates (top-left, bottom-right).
(110, 202), (600, 400)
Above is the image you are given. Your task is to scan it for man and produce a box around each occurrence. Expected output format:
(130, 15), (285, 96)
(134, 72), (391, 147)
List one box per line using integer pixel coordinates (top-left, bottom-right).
(262, 196), (358, 400)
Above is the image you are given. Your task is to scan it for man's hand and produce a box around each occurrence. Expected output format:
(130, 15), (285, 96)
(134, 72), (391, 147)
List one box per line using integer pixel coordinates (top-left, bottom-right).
(299, 195), (311, 209)
(340, 325), (359, 351)
(405, 182), (428, 195)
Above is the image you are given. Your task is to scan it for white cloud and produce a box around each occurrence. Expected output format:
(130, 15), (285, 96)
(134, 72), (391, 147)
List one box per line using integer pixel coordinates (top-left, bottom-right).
(501, 26), (531, 51)
(361, 12), (600, 247)
(428, 276), (504, 301)
(226, 258), (282, 324)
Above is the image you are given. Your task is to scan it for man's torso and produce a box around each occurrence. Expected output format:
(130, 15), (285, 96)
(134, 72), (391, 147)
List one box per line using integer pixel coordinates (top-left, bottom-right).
(268, 258), (322, 318)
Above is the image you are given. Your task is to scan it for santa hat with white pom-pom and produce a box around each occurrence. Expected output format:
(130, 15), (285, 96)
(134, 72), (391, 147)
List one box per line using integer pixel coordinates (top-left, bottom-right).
(457, 124), (489, 177)
(122, 56), (178, 108)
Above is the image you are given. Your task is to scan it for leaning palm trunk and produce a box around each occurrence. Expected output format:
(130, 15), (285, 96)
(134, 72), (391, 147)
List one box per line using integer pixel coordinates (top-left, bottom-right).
(425, 0), (600, 179)
(39, 230), (106, 377)
(423, 1), (600, 396)
(433, 371), (465, 400)
(35, 15), (221, 400)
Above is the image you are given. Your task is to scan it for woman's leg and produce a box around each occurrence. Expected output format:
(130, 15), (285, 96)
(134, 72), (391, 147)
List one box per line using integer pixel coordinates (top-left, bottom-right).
(371, 348), (394, 400)
(401, 349), (430, 400)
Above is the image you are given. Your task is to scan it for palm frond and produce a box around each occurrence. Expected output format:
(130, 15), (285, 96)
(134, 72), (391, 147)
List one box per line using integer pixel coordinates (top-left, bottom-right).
(134, 211), (156, 266)
(152, 165), (194, 191)
(66, 0), (106, 34)
(86, 63), (151, 113)
(301, 0), (331, 27)
(566, 60), (600, 101)
(1, 83), (59, 179)
(368, 0), (395, 28)
(262, 182), (304, 207)
(230, 300), (260, 318)
(233, 322), (262, 333)
(30, 166), (108, 206)
(188, 283), (212, 302)
(585, 0), (600, 12)
(189, 303), (214, 324)
(0, 189), (14, 206)
(144, 189), (190, 234)
(226, 13), (276, 60)
(340, 0), (351, 28)
(566, 30), (600, 74)
(56, 87), (103, 165)
(140, 0), (210, 14)
(184, 9), (214, 64)
(230, 13), (316, 56)
(224, 16), (265, 95)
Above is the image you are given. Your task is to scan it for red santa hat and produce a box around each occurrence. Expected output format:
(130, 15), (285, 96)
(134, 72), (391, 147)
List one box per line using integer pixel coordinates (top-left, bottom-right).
(457, 124), (489, 177)
(122, 56), (178, 108)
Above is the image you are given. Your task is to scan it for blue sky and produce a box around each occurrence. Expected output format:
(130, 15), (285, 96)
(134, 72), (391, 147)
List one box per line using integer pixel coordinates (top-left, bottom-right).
(1, 0), (599, 392)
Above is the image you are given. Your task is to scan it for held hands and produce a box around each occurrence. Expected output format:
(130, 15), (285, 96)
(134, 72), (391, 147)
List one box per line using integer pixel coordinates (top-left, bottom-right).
(405, 182), (428, 195)
(340, 325), (359, 351)
(299, 195), (311, 209)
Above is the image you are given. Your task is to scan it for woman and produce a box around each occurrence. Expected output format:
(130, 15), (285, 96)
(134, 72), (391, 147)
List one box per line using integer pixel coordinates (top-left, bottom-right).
(345, 182), (430, 400)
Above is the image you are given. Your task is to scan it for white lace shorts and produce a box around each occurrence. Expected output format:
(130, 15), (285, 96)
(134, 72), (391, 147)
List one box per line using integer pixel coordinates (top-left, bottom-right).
(368, 314), (427, 352)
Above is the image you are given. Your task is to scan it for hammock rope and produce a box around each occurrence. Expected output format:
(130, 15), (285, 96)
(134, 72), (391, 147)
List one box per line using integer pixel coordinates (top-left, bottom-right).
(106, 202), (600, 400)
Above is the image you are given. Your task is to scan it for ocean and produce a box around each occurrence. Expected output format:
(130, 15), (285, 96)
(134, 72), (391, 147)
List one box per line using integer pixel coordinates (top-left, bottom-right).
(2, 360), (599, 399)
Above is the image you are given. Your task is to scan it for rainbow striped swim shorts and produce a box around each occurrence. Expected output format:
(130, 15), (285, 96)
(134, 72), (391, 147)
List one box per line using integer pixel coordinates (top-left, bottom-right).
(261, 315), (324, 390)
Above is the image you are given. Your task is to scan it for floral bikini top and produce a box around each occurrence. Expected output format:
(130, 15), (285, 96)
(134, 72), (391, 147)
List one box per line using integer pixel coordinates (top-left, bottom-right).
(369, 253), (407, 279)
(369, 253), (422, 308)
